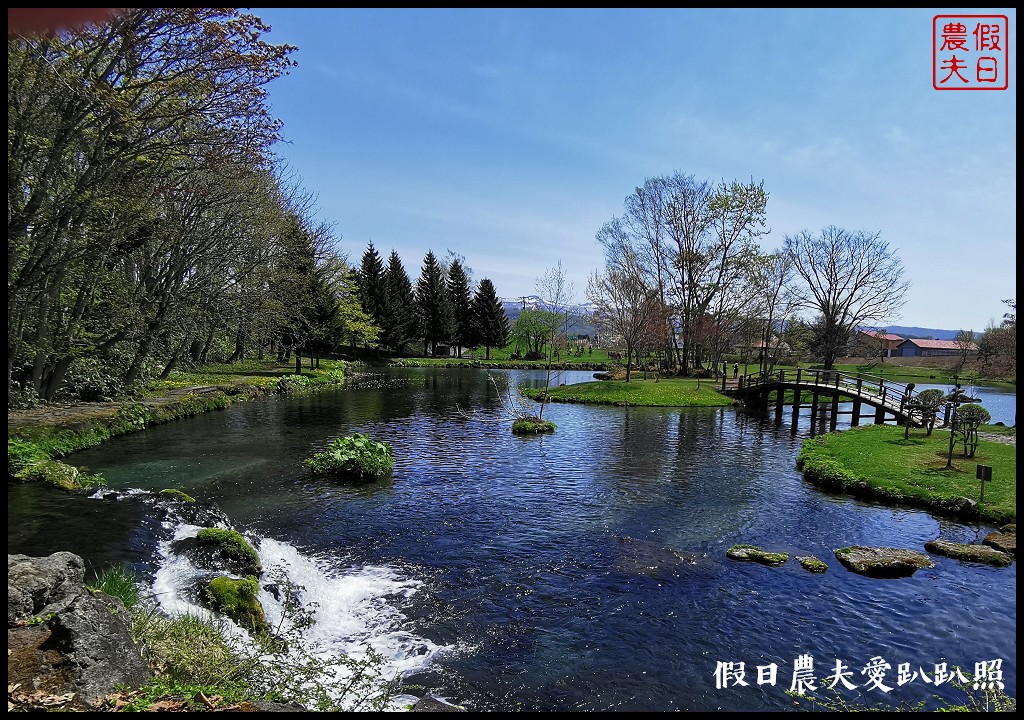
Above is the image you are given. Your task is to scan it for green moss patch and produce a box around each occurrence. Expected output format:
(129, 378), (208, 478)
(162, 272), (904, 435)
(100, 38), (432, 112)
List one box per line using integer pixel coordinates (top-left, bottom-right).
(195, 528), (261, 577)
(796, 556), (829, 573)
(511, 418), (557, 435)
(13, 459), (105, 491)
(924, 539), (1013, 567)
(203, 576), (268, 635)
(726, 544), (789, 566)
(160, 489), (196, 503)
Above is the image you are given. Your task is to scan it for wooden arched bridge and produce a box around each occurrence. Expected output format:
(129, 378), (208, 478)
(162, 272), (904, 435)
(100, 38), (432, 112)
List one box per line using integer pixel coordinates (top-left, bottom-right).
(721, 368), (931, 432)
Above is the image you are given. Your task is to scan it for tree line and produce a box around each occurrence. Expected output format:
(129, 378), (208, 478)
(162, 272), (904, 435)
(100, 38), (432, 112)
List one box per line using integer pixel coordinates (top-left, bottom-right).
(5, 7), (512, 408)
(354, 244), (510, 360)
(586, 172), (915, 378)
(8, 8), (369, 404)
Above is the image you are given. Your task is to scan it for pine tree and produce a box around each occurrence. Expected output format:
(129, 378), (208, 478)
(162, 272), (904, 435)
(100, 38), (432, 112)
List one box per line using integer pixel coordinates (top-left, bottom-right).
(357, 242), (388, 336)
(471, 278), (510, 360)
(447, 259), (473, 356)
(382, 250), (417, 354)
(415, 250), (453, 356)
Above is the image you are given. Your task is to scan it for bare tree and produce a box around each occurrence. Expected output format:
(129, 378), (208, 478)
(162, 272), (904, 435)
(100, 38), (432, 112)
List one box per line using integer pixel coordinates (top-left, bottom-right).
(534, 261), (576, 421)
(953, 329), (976, 373)
(784, 226), (909, 370)
(587, 266), (659, 382)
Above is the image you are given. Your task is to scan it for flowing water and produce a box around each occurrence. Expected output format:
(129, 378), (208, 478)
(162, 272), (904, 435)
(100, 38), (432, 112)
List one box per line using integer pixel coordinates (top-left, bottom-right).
(7, 368), (1016, 711)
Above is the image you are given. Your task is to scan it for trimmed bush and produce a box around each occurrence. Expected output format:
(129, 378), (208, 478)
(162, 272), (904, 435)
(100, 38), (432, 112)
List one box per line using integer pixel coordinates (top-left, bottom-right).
(304, 434), (394, 481)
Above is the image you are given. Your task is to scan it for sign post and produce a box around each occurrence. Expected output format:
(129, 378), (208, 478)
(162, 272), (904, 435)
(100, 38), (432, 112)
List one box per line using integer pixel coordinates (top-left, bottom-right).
(976, 464), (993, 503)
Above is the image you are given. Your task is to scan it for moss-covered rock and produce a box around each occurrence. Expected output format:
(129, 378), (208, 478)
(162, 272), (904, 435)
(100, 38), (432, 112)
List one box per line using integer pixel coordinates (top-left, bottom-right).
(833, 546), (934, 578)
(726, 544), (789, 567)
(925, 539), (1013, 567)
(511, 417), (556, 435)
(797, 555), (828, 573)
(203, 576), (268, 635)
(982, 531), (1016, 557)
(13, 459), (105, 491)
(159, 488), (195, 503)
(194, 528), (261, 577)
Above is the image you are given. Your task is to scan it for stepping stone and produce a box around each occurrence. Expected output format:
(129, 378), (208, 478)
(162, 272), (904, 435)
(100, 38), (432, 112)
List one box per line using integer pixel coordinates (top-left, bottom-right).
(925, 539), (1013, 566)
(833, 546), (934, 578)
(982, 532), (1016, 557)
(726, 544), (789, 567)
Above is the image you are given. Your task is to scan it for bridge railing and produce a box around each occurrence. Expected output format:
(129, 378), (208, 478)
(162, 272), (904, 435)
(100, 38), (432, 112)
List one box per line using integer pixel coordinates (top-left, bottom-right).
(730, 367), (925, 425)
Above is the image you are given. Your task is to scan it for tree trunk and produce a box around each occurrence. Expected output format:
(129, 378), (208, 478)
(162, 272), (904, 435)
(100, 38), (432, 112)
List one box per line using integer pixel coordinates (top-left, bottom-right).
(42, 357), (74, 402)
(295, 352), (301, 375)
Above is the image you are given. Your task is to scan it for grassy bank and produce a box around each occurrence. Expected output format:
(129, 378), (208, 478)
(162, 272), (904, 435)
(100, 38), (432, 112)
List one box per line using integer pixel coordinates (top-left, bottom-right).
(521, 378), (734, 407)
(8, 359), (350, 489)
(797, 424), (1015, 524)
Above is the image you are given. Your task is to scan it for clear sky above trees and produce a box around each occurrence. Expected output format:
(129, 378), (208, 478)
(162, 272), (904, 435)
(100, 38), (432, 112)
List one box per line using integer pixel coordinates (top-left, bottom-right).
(252, 8), (1014, 331)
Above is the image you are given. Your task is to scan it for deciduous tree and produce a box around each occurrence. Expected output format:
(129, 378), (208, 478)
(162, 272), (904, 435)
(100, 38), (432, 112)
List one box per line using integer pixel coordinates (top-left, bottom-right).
(784, 226), (909, 370)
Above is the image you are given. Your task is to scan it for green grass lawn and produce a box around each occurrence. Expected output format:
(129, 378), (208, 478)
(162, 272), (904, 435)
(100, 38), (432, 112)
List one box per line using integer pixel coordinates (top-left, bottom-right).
(797, 424), (1015, 523)
(520, 377), (734, 407)
(142, 358), (348, 396)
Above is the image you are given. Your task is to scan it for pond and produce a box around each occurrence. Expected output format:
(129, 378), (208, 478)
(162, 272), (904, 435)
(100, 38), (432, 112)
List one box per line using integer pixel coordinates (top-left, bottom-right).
(7, 368), (1016, 711)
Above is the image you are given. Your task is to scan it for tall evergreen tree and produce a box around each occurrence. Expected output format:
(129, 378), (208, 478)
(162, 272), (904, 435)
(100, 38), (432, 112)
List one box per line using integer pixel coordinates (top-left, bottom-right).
(382, 250), (417, 354)
(471, 278), (510, 360)
(415, 251), (453, 356)
(357, 242), (388, 336)
(447, 259), (473, 357)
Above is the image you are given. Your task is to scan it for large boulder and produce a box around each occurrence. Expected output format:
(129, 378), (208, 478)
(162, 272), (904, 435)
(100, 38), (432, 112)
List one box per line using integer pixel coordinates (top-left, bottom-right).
(8, 552), (151, 709)
(833, 546), (934, 578)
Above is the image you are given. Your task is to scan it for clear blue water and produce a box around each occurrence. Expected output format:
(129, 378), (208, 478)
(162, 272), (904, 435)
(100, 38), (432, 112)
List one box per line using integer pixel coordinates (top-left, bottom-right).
(7, 368), (1016, 711)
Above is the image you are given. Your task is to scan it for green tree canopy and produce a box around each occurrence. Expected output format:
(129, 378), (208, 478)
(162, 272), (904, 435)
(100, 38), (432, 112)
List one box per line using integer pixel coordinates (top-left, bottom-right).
(470, 278), (510, 360)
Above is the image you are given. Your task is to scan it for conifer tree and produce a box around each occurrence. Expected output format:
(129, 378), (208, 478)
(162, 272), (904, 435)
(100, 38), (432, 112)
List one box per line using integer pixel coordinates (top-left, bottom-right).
(415, 250), (453, 356)
(447, 259), (473, 357)
(471, 278), (510, 360)
(357, 242), (388, 334)
(382, 250), (417, 354)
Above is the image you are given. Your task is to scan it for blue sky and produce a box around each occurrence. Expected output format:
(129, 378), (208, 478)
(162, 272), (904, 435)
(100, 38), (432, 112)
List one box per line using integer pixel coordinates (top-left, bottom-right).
(252, 8), (1016, 332)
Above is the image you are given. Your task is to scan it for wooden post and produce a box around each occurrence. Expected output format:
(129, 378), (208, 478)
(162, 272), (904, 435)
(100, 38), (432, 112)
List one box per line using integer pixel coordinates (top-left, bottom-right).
(774, 380), (784, 425)
(851, 377), (863, 426)
(830, 389), (839, 431)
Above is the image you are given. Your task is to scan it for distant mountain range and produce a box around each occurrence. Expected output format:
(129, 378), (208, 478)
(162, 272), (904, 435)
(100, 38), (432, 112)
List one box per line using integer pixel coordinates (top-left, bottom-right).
(501, 296), (596, 336)
(500, 300), (963, 342)
(871, 326), (960, 341)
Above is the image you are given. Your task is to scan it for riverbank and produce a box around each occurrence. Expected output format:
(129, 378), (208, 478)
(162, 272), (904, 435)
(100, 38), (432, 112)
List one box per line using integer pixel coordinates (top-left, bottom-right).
(797, 424), (1016, 524)
(7, 360), (350, 486)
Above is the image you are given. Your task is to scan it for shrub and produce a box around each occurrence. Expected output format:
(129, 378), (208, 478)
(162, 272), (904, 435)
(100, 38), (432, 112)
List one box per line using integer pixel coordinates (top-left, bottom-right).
(304, 434), (394, 481)
(8, 438), (49, 475)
